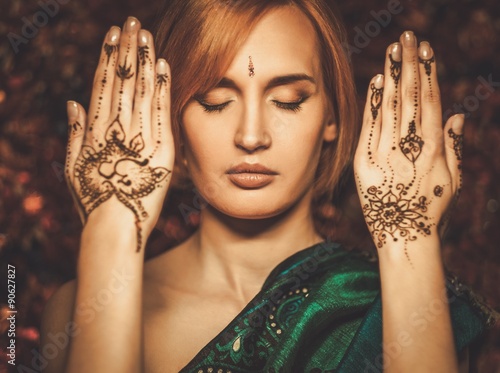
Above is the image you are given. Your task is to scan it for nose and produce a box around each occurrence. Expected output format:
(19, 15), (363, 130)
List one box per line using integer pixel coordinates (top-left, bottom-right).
(234, 108), (272, 153)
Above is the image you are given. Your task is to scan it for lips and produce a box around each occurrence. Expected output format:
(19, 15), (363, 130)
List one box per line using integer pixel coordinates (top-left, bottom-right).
(226, 163), (278, 189)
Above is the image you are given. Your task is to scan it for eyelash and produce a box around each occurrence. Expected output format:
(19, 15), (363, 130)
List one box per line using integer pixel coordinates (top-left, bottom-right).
(196, 97), (307, 114)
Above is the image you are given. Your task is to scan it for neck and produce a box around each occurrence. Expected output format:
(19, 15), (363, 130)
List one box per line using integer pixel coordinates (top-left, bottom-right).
(186, 188), (324, 306)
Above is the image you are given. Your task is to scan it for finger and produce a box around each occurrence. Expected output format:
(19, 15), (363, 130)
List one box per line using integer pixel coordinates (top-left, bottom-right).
(151, 59), (174, 160)
(444, 114), (464, 193)
(379, 42), (402, 152)
(65, 101), (86, 185)
(65, 101), (87, 224)
(131, 29), (155, 141)
(109, 16), (141, 132)
(359, 74), (384, 164)
(86, 26), (120, 141)
(418, 41), (442, 140)
(399, 31), (421, 139)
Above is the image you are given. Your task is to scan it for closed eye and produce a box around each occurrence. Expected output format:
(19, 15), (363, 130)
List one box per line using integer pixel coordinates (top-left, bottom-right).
(195, 96), (309, 114)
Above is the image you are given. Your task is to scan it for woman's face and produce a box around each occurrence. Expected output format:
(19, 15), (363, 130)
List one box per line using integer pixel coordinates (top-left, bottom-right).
(181, 6), (337, 219)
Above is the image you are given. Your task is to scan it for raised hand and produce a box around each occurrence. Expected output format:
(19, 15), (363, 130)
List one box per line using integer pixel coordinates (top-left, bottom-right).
(65, 17), (174, 252)
(354, 31), (464, 266)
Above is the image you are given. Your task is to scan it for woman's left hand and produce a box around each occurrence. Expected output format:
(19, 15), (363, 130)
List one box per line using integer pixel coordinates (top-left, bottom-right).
(354, 31), (464, 261)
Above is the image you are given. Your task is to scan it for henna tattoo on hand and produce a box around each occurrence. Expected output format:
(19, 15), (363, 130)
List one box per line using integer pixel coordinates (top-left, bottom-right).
(104, 43), (118, 66)
(399, 120), (424, 163)
(419, 55), (435, 77)
(370, 83), (383, 120)
(434, 185), (443, 197)
(389, 54), (401, 85)
(74, 116), (171, 252)
(70, 121), (82, 134)
(90, 44), (118, 135)
(448, 128), (463, 164)
(117, 56), (134, 80)
(138, 45), (149, 66)
(362, 183), (434, 265)
(157, 73), (169, 89)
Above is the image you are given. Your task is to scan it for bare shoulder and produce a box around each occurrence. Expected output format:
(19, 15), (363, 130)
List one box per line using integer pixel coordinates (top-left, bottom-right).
(40, 280), (77, 373)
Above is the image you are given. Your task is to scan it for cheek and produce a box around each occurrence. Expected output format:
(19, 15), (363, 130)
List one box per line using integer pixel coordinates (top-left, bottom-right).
(275, 116), (326, 178)
(181, 120), (233, 191)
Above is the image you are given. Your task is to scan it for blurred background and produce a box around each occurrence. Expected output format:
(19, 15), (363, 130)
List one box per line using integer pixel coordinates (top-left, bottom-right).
(0, 0), (499, 371)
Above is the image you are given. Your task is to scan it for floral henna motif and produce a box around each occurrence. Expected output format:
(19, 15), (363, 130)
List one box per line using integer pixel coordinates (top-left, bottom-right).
(370, 83), (383, 120)
(363, 184), (433, 264)
(399, 120), (424, 163)
(74, 117), (171, 252)
(434, 185), (444, 197)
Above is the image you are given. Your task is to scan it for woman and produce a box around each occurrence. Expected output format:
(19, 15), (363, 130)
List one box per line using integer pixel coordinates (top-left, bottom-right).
(40, 0), (496, 372)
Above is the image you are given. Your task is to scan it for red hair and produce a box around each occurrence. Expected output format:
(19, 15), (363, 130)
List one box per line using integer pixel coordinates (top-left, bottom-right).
(153, 0), (358, 206)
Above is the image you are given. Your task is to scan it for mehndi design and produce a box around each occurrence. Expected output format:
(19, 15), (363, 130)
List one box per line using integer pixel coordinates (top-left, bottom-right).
(370, 83), (383, 120)
(74, 117), (170, 252)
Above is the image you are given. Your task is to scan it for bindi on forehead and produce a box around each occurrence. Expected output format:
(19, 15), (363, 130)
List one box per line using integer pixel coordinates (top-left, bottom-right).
(248, 56), (255, 78)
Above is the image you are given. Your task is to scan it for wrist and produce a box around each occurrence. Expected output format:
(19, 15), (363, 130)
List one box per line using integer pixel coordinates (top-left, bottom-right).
(376, 233), (444, 269)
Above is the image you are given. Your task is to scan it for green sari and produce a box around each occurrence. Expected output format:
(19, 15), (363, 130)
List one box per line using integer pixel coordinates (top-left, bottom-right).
(179, 241), (497, 372)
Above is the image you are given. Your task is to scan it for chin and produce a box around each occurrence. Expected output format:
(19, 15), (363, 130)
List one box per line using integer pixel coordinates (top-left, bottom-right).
(206, 189), (302, 221)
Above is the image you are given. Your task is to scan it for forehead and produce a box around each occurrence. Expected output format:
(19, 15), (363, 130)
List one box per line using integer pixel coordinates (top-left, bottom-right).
(225, 6), (321, 81)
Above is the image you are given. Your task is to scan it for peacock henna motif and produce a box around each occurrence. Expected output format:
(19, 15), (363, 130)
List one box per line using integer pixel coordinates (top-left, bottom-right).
(74, 116), (171, 252)
(370, 83), (383, 120)
(399, 120), (424, 163)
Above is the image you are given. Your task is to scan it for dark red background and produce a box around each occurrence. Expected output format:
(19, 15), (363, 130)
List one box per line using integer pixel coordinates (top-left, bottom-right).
(0, 0), (499, 371)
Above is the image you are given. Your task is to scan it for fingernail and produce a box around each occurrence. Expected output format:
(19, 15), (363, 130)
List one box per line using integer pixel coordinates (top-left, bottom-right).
(418, 41), (433, 60)
(403, 31), (416, 47)
(107, 26), (120, 43)
(67, 101), (78, 119)
(452, 114), (465, 133)
(138, 30), (148, 46)
(125, 16), (140, 32)
(156, 59), (167, 74)
(390, 42), (402, 62)
(374, 74), (384, 89)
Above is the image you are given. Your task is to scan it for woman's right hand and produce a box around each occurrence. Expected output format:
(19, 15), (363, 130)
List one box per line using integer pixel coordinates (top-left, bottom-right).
(64, 17), (174, 252)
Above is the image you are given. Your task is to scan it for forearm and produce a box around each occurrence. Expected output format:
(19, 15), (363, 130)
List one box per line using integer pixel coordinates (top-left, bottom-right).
(66, 207), (145, 373)
(378, 237), (458, 373)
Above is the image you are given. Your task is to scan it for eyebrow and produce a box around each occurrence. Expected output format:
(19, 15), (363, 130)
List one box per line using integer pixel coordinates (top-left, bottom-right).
(214, 73), (317, 92)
